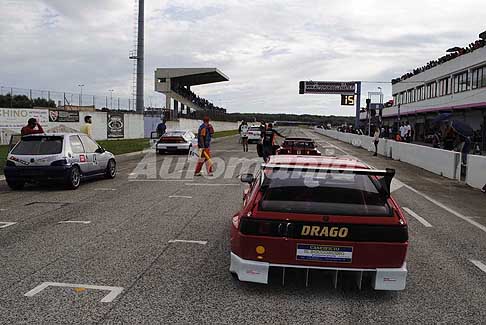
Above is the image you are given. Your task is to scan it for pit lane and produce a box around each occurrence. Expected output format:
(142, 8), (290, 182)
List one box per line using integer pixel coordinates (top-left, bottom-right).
(0, 128), (485, 324)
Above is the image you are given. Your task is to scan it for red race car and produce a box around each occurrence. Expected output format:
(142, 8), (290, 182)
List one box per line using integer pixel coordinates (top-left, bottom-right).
(276, 137), (321, 156)
(230, 155), (408, 290)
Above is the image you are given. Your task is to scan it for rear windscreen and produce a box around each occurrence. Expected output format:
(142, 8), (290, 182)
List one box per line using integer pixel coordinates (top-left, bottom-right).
(260, 170), (391, 216)
(11, 136), (63, 155)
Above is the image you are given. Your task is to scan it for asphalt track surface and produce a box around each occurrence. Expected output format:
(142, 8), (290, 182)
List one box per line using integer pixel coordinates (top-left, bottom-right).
(1, 127), (485, 324)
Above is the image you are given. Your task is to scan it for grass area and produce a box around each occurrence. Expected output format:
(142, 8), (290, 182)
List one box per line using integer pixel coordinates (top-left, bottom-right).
(97, 138), (150, 156)
(213, 129), (239, 138)
(0, 145), (8, 175)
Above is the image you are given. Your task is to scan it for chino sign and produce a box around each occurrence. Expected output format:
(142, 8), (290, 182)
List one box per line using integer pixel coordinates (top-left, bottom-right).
(299, 81), (355, 95)
(0, 108), (49, 129)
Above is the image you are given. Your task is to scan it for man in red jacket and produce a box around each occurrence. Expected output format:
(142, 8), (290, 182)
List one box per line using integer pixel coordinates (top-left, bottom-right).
(21, 118), (44, 136)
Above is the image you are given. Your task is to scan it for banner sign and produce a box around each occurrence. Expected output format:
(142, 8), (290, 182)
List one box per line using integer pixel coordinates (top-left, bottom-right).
(107, 112), (124, 138)
(0, 108), (49, 129)
(49, 110), (79, 122)
(299, 81), (355, 95)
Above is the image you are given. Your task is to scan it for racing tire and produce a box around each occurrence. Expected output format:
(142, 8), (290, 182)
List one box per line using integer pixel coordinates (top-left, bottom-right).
(65, 166), (81, 190)
(157, 149), (165, 155)
(105, 159), (117, 179)
(6, 178), (25, 190)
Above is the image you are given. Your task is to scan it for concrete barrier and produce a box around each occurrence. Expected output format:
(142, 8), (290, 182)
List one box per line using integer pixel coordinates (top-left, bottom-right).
(313, 128), (461, 180)
(466, 155), (486, 189)
(146, 117), (238, 137)
(396, 142), (460, 179)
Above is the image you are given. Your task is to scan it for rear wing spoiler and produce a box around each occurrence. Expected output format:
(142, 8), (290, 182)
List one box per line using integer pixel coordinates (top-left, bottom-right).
(261, 163), (396, 197)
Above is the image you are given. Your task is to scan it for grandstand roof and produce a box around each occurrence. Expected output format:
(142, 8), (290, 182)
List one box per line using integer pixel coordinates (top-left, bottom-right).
(155, 68), (229, 86)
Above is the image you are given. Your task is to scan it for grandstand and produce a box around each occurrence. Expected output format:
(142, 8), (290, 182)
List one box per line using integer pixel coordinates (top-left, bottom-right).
(154, 68), (229, 120)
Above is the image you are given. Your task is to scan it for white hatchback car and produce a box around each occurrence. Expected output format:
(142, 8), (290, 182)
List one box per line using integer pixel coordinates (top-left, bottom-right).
(4, 133), (116, 190)
(156, 130), (196, 154)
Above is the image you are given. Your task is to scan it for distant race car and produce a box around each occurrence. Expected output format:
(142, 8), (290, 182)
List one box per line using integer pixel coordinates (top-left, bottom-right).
(230, 155), (408, 291)
(4, 133), (116, 190)
(276, 137), (321, 156)
(247, 126), (262, 143)
(156, 130), (196, 154)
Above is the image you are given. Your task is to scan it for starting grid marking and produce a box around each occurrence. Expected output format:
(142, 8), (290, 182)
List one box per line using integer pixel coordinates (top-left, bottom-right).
(169, 195), (193, 199)
(0, 222), (17, 229)
(58, 221), (91, 225)
(95, 188), (117, 191)
(402, 207), (433, 228)
(168, 239), (207, 245)
(24, 282), (123, 303)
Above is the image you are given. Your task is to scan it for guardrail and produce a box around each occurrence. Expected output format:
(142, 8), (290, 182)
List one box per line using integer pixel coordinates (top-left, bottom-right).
(314, 128), (461, 180)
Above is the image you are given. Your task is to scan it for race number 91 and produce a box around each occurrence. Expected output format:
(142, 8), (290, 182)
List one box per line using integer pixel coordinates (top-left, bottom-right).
(341, 95), (355, 106)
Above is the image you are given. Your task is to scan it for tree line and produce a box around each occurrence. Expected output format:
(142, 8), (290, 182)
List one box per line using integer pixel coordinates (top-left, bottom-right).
(0, 94), (56, 108)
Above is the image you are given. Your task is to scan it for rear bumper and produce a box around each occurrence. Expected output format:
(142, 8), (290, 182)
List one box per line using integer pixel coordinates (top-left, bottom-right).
(230, 252), (407, 290)
(156, 143), (190, 150)
(4, 165), (71, 180)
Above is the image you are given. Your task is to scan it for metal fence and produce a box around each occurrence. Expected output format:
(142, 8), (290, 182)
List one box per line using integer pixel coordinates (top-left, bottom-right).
(0, 86), (136, 110)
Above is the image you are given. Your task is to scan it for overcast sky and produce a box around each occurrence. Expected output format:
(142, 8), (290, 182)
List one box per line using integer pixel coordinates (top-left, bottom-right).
(1, 0), (485, 116)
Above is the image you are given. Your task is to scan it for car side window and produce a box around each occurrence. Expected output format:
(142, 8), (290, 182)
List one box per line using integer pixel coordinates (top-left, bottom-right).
(70, 135), (85, 154)
(79, 135), (99, 153)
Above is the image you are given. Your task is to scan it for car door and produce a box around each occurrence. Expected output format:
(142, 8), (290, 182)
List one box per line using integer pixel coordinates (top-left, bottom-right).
(69, 135), (90, 174)
(79, 134), (104, 174)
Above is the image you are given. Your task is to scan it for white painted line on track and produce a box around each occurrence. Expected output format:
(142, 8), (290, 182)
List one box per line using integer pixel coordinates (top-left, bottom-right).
(402, 207), (433, 227)
(58, 221), (91, 224)
(0, 222), (17, 229)
(403, 183), (486, 234)
(391, 179), (405, 193)
(169, 195), (193, 199)
(24, 282), (123, 303)
(95, 188), (117, 191)
(470, 260), (486, 274)
(313, 130), (486, 234)
(185, 183), (241, 186)
(0, 208), (8, 211)
(168, 239), (207, 245)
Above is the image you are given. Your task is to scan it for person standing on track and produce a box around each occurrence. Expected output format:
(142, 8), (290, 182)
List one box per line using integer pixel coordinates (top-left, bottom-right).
(261, 123), (284, 162)
(373, 126), (380, 156)
(194, 116), (214, 176)
(239, 121), (249, 152)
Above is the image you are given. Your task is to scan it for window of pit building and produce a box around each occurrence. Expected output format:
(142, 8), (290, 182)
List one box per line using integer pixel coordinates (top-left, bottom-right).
(157, 78), (166, 83)
(426, 82), (437, 99)
(407, 89), (415, 103)
(472, 66), (486, 89)
(393, 94), (398, 106)
(416, 85), (425, 101)
(438, 77), (451, 96)
(453, 71), (469, 93)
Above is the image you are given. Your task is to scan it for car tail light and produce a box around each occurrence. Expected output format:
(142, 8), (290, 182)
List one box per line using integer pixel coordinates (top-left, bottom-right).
(51, 159), (68, 166)
(6, 160), (15, 167)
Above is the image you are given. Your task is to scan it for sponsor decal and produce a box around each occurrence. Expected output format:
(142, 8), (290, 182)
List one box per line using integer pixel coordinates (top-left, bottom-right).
(296, 244), (353, 263)
(9, 156), (29, 165)
(79, 154), (86, 163)
(300, 225), (349, 238)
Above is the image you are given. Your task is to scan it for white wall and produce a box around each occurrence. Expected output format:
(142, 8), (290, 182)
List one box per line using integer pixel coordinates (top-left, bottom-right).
(0, 107), (145, 143)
